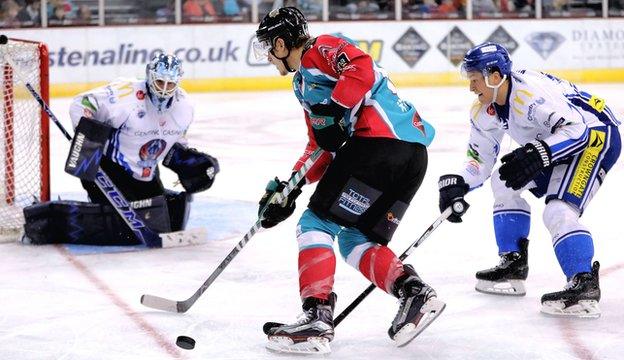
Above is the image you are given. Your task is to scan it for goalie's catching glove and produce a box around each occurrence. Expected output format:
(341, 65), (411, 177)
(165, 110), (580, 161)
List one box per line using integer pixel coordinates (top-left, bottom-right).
(163, 143), (220, 193)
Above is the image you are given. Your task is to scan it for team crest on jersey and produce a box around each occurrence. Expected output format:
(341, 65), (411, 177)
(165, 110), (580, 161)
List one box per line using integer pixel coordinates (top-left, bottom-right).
(412, 111), (426, 135)
(138, 139), (167, 168)
(136, 90), (146, 100)
(486, 104), (496, 116)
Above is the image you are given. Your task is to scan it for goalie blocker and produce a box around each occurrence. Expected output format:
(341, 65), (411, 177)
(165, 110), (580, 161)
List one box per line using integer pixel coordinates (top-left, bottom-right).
(22, 191), (191, 246)
(64, 117), (113, 181)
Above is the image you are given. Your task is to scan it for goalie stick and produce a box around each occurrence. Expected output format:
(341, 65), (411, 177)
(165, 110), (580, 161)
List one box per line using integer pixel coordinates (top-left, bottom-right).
(263, 200), (468, 333)
(140, 148), (325, 313)
(0, 36), (200, 248)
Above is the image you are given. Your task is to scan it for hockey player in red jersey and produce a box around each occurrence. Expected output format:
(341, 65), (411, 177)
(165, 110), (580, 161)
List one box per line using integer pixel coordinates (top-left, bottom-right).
(252, 7), (449, 354)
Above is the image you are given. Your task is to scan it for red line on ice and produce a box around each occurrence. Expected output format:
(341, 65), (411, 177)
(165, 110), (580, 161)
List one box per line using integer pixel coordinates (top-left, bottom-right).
(55, 245), (182, 358)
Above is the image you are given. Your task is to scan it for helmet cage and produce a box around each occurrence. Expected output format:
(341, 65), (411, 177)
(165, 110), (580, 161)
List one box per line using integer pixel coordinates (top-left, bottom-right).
(146, 54), (183, 101)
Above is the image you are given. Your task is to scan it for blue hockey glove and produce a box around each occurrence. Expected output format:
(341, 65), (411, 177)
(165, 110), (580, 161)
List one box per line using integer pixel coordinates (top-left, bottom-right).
(499, 140), (551, 191)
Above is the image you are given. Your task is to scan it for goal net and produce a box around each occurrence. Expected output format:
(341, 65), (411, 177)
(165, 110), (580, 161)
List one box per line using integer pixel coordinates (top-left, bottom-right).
(0, 38), (50, 242)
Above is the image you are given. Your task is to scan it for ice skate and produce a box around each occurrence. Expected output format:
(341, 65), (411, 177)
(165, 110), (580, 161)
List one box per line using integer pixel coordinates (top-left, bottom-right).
(388, 265), (446, 347)
(541, 261), (601, 318)
(475, 238), (529, 296)
(265, 293), (336, 354)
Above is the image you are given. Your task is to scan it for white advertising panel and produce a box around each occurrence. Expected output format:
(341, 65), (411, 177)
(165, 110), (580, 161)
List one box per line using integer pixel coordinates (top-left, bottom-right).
(5, 19), (624, 85)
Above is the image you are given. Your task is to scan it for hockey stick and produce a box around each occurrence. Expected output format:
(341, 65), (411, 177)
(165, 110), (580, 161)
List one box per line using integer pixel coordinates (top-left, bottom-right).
(333, 200), (468, 326)
(0, 36), (193, 248)
(140, 148), (325, 313)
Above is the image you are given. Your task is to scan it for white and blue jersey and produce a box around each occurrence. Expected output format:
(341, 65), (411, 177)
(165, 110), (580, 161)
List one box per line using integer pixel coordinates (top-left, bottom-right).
(461, 69), (621, 209)
(460, 69), (621, 278)
(69, 78), (193, 181)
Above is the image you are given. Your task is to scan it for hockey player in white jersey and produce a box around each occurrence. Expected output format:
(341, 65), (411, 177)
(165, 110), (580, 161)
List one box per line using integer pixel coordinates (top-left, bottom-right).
(438, 43), (621, 317)
(23, 54), (219, 246)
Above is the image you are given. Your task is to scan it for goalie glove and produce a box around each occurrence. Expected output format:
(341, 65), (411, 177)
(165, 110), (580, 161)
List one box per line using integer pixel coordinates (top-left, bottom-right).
(163, 143), (220, 193)
(64, 117), (113, 181)
(258, 177), (302, 229)
(499, 140), (551, 191)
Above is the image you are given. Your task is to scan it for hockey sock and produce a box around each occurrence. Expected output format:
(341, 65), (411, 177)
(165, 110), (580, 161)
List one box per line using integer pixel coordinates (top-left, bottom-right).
(298, 247), (336, 300)
(553, 231), (594, 279)
(493, 209), (530, 253)
(358, 245), (404, 294)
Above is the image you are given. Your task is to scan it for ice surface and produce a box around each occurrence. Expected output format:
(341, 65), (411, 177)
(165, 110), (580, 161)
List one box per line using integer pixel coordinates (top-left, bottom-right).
(1, 84), (623, 359)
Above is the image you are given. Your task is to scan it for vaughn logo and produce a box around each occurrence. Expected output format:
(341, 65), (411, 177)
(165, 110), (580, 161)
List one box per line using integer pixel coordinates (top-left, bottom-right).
(393, 27), (430, 68)
(67, 132), (85, 168)
(437, 26), (474, 66)
(486, 26), (518, 55)
(525, 32), (565, 60)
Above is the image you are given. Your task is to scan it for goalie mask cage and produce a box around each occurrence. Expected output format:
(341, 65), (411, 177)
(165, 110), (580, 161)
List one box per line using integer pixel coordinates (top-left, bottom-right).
(0, 38), (50, 241)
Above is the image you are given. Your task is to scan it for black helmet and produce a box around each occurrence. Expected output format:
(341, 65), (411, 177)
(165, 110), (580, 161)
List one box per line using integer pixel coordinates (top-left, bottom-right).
(256, 7), (309, 50)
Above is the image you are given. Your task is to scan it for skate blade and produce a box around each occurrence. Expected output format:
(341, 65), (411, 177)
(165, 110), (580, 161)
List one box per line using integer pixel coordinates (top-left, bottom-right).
(475, 279), (526, 296)
(541, 300), (601, 319)
(393, 298), (446, 347)
(266, 336), (331, 354)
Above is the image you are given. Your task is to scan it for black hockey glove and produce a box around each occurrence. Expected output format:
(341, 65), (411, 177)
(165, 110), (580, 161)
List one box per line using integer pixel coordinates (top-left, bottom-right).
(309, 100), (349, 152)
(499, 140), (551, 191)
(438, 174), (469, 223)
(163, 143), (220, 194)
(258, 177), (302, 229)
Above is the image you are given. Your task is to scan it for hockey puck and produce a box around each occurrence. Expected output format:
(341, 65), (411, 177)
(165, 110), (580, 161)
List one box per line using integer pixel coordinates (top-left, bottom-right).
(176, 335), (195, 350)
(0, 35), (8, 45)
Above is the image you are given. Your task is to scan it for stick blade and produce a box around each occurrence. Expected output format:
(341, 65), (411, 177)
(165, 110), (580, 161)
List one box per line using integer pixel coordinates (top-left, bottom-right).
(140, 294), (183, 313)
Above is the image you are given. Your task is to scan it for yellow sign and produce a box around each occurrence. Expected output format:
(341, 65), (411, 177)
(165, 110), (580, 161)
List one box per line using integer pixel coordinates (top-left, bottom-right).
(567, 130), (606, 198)
(357, 40), (383, 62)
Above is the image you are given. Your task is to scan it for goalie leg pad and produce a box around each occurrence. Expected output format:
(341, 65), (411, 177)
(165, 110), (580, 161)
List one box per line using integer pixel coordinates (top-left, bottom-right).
(64, 117), (113, 181)
(164, 190), (192, 231)
(23, 200), (141, 246)
(23, 195), (173, 246)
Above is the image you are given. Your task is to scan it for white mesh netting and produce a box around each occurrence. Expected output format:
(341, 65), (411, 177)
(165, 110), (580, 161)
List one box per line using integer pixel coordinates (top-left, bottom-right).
(0, 39), (49, 241)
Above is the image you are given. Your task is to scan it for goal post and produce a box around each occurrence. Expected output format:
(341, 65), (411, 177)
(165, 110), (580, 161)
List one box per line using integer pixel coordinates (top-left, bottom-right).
(0, 38), (50, 241)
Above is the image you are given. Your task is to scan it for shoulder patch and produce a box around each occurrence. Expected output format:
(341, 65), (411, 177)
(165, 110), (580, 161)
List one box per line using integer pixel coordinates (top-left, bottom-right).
(317, 41), (351, 74)
(336, 52), (350, 72)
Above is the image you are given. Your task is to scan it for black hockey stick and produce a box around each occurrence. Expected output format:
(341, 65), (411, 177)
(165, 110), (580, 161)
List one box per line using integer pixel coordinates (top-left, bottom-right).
(140, 148), (326, 313)
(262, 200), (468, 333)
(1, 36), (161, 247)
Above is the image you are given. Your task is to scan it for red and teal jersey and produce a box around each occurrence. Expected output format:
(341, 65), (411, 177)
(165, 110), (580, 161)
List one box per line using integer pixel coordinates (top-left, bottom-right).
(293, 34), (435, 183)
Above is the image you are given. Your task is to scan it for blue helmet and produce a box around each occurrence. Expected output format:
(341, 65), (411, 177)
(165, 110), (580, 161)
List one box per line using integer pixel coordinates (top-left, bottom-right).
(146, 54), (183, 103)
(461, 42), (512, 78)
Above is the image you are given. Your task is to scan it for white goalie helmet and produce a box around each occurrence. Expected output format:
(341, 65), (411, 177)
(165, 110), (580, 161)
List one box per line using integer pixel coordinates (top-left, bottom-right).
(146, 53), (183, 104)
